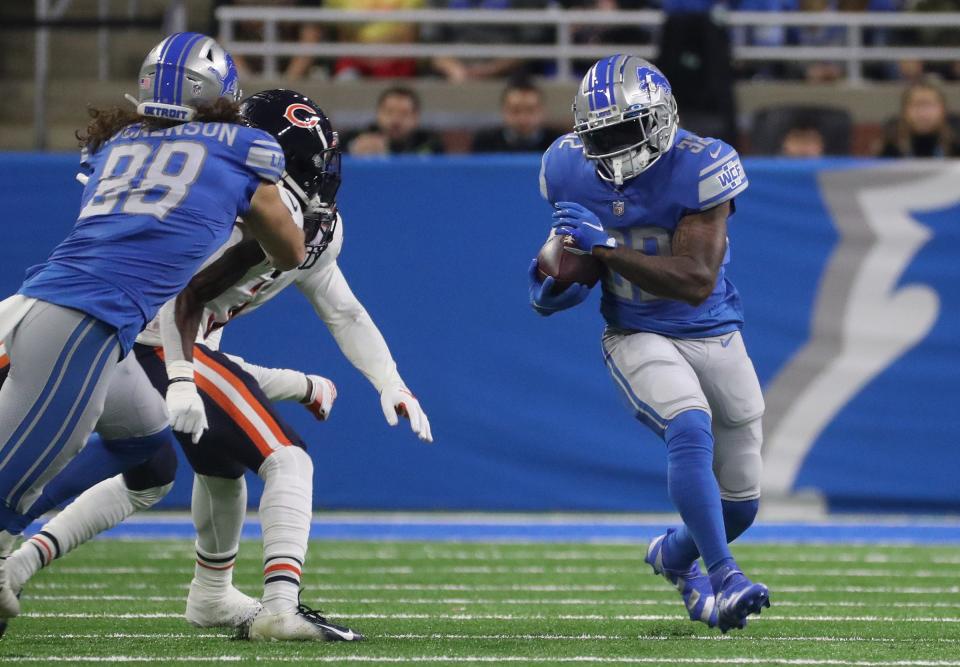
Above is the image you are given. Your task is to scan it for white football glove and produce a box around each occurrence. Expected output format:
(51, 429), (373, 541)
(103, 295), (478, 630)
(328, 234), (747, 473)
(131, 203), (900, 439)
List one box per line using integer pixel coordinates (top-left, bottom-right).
(302, 374), (337, 421)
(380, 384), (433, 443)
(166, 360), (208, 444)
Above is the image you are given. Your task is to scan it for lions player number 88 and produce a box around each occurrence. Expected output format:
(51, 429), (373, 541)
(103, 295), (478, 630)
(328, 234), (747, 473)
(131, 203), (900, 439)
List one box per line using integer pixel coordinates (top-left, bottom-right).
(79, 141), (208, 220)
(604, 226), (672, 302)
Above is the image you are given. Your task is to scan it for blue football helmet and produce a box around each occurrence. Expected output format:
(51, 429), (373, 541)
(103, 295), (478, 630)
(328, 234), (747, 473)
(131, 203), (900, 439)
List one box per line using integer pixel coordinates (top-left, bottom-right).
(136, 32), (241, 122)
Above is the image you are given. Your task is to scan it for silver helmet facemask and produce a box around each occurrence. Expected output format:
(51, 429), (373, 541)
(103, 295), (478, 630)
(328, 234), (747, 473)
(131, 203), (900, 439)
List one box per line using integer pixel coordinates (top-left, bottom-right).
(573, 56), (679, 186)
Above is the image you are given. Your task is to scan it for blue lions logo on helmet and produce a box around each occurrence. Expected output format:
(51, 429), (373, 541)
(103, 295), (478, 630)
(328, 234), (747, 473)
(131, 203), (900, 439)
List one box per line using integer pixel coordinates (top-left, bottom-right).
(211, 53), (240, 100)
(636, 66), (671, 97)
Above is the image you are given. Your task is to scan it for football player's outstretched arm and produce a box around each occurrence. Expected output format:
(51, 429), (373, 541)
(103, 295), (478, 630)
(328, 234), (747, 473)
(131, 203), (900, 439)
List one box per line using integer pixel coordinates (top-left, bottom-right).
(296, 264), (434, 443)
(592, 202), (730, 306)
(242, 183), (306, 271)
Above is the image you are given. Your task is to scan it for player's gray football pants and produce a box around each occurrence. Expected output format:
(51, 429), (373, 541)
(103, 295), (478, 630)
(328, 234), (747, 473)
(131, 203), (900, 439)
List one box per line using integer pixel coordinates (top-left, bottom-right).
(602, 328), (765, 501)
(0, 298), (120, 525)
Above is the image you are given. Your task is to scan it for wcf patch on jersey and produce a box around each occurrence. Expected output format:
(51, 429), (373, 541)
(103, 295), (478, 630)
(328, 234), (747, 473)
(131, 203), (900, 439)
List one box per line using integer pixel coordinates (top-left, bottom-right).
(717, 159), (745, 191)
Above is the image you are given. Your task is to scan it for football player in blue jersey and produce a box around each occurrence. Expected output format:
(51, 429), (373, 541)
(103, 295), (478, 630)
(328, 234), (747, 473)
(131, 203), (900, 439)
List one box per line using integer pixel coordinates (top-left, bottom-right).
(530, 55), (769, 633)
(0, 33), (305, 619)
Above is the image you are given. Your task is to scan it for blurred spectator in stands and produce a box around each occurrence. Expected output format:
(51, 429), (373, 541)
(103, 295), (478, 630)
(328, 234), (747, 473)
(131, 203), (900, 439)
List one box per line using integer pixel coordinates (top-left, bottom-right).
(731, 0), (796, 80)
(291, 0), (424, 79)
(779, 123), (826, 157)
(427, 0), (551, 82)
(213, 0), (321, 78)
(565, 0), (656, 75)
(878, 80), (960, 157)
(343, 86), (445, 155)
(657, 0), (738, 145)
(897, 0), (960, 81)
(472, 79), (556, 152)
(786, 0), (900, 83)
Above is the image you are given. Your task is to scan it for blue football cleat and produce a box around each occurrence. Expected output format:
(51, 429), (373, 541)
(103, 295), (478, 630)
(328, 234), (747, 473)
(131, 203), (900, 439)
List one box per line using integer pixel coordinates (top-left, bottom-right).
(645, 530), (718, 628)
(713, 567), (770, 633)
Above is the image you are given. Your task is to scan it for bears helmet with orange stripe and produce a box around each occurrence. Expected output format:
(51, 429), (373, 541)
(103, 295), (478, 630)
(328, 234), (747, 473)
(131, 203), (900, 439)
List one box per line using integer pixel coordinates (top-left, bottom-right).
(240, 89), (340, 269)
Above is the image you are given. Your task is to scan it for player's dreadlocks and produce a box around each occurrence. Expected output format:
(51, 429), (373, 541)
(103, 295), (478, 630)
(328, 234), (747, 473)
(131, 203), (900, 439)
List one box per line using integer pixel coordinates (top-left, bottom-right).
(77, 97), (242, 154)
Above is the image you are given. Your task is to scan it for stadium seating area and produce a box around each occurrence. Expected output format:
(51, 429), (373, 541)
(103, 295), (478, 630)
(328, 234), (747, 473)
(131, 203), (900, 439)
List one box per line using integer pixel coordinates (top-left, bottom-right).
(3, 1), (960, 154)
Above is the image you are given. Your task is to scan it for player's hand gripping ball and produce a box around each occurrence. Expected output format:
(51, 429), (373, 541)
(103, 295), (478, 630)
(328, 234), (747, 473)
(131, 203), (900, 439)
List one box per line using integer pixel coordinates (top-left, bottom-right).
(535, 234), (603, 291)
(551, 201), (617, 255)
(528, 258), (591, 317)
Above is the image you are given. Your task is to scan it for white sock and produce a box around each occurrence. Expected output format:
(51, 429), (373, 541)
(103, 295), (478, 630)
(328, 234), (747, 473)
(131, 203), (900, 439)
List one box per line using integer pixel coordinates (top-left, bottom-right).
(5, 475), (170, 593)
(191, 474), (247, 589)
(0, 531), (17, 588)
(257, 447), (313, 614)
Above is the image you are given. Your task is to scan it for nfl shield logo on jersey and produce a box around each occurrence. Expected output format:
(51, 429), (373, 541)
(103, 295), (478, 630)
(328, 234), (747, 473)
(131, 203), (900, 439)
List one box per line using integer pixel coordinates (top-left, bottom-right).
(612, 200), (625, 216)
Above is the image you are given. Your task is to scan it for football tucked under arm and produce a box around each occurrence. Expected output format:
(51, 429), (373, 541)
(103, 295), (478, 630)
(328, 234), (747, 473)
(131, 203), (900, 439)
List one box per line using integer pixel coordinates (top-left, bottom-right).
(536, 233), (604, 292)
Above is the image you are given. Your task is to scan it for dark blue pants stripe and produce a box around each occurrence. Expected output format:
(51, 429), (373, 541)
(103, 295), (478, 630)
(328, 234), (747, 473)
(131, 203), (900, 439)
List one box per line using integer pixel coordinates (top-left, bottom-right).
(7, 331), (117, 507)
(0, 315), (95, 467)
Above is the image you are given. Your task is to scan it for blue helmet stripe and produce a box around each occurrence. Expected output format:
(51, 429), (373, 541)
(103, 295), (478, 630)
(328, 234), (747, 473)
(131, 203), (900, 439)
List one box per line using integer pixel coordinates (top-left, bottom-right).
(605, 54), (620, 109)
(152, 35), (178, 102)
(172, 33), (204, 106)
(592, 57), (610, 110)
(156, 32), (193, 105)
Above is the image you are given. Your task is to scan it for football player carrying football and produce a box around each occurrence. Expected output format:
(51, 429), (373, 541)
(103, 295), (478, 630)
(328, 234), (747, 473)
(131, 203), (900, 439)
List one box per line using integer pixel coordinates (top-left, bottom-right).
(2, 89), (430, 642)
(0, 32), (304, 622)
(530, 55), (769, 633)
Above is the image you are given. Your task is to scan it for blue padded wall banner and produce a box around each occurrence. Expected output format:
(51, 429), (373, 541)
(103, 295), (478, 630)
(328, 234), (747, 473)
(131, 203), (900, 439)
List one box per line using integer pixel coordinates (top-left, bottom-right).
(1, 154), (957, 513)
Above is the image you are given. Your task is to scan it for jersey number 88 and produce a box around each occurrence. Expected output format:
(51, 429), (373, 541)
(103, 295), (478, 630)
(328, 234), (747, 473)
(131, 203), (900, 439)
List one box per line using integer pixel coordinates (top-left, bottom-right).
(79, 141), (208, 221)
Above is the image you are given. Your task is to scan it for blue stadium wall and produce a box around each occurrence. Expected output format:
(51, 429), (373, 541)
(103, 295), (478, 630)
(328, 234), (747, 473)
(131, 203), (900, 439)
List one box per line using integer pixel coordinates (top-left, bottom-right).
(1, 154), (957, 513)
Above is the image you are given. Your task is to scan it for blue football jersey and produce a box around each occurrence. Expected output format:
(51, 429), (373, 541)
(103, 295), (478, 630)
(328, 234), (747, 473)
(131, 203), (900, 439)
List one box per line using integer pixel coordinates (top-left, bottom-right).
(539, 128), (748, 338)
(19, 121), (285, 353)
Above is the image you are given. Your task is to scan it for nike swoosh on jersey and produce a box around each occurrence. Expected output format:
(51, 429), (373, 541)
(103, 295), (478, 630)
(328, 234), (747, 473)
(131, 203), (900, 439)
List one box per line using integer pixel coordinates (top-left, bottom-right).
(721, 334), (735, 348)
(709, 145), (722, 159)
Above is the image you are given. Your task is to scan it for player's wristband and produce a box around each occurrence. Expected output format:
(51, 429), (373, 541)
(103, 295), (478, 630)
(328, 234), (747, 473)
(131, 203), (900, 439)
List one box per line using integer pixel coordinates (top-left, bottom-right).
(166, 359), (196, 383)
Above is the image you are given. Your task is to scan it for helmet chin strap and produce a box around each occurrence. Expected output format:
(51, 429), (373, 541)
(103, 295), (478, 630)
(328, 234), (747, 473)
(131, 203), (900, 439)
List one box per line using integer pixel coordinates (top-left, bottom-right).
(612, 157), (624, 187)
(281, 172), (310, 208)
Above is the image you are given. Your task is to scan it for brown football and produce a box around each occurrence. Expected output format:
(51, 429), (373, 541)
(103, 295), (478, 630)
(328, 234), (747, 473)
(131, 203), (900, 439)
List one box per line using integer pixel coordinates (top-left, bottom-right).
(536, 234), (604, 293)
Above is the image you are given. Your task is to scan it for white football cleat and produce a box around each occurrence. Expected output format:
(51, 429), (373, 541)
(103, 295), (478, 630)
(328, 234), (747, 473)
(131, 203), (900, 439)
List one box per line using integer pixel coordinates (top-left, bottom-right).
(249, 602), (364, 642)
(0, 563), (20, 620)
(185, 581), (261, 629)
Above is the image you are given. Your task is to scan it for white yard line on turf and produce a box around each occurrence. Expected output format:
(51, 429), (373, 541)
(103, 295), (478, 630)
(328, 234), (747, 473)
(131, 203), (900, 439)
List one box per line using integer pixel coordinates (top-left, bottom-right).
(24, 595), (960, 609)
(4, 657), (960, 665)
(302, 550), (960, 565)
(29, 582), (960, 595)
(51, 565), (958, 578)
(17, 633), (960, 644)
(20, 612), (960, 622)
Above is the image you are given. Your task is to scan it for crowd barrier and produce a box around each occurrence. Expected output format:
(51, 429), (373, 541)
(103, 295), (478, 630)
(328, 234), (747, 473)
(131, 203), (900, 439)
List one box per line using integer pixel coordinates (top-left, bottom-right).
(0, 154), (957, 513)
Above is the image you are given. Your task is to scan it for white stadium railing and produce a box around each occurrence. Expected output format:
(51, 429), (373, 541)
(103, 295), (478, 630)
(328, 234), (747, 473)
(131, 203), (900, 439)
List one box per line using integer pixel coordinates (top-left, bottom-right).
(216, 6), (960, 83)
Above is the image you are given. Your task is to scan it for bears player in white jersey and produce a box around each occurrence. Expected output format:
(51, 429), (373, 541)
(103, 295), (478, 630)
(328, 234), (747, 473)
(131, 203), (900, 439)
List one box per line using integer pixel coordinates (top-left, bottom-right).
(530, 55), (769, 633)
(2, 90), (430, 642)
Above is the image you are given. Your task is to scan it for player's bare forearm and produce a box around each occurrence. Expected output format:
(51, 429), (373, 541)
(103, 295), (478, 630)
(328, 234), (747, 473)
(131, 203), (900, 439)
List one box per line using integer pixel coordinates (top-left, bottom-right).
(174, 240), (267, 362)
(593, 202), (730, 306)
(242, 183), (305, 271)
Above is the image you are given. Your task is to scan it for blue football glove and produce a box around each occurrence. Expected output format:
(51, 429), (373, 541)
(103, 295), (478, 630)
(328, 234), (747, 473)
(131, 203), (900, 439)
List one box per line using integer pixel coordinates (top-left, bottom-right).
(528, 259), (590, 317)
(551, 201), (617, 255)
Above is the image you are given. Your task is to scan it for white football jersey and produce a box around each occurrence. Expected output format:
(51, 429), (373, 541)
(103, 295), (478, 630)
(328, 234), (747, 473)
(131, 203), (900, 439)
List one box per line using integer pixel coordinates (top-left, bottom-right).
(137, 213), (343, 350)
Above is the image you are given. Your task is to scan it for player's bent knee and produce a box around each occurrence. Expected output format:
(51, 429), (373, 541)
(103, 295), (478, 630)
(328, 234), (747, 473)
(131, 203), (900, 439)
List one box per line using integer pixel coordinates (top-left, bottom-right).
(664, 409), (713, 447)
(126, 482), (173, 511)
(257, 445), (312, 482)
(714, 418), (763, 500)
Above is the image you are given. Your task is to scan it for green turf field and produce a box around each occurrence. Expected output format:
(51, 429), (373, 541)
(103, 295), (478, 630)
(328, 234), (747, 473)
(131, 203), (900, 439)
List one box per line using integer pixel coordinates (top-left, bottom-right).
(0, 539), (958, 665)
